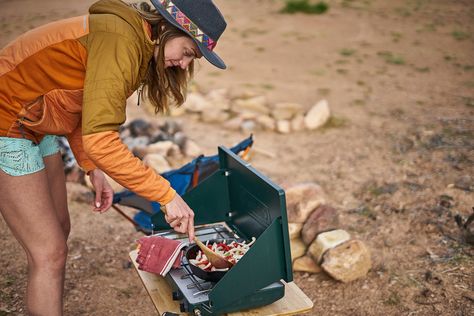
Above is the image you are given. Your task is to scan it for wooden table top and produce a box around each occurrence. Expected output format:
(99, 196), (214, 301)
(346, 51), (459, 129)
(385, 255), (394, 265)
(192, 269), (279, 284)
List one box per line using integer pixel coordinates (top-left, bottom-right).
(129, 250), (313, 316)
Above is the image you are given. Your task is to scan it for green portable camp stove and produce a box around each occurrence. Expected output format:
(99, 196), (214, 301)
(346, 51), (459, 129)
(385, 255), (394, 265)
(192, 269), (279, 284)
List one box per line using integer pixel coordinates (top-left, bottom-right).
(150, 146), (293, 316)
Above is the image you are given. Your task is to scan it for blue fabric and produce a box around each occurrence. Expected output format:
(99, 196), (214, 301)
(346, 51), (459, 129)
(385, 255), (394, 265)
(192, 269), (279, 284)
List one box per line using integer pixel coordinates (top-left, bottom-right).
(113, 136), (253, 231)
(0, 135), (60, 176)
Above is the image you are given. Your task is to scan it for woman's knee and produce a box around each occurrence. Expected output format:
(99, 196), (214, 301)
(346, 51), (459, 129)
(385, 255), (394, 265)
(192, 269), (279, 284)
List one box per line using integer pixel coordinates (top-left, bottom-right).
(31, 241), (68, 272)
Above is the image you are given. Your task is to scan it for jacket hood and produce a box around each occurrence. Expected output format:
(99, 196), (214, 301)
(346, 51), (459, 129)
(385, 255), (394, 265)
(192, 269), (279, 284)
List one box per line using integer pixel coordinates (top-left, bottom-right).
(89, 0), (145, 38)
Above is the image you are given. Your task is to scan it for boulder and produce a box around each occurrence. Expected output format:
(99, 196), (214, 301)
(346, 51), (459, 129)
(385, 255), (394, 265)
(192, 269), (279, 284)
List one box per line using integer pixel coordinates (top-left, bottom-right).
(123, 136), (149, 151)
(146, 140), (175, 156)
(321, 239), (372, 283)
(168, 105), (186, 117)
(241, 120), (257, 133)
(271, 102), (304, 120)
(286, 183), (326, 223)
(162, 120), (182, 135)
(65, 166), (85, 184)
(288, 223), (303, 240)
(291, 114), (305, 132)
(255, 115), (276, 131)
(301, 205), (339, 245)
(201, 109), (230, 123)
(276, 120), (291, 134)
(290, 238), (307, 261)
(308, 229), (350, 263)
(233, 95), (269, 115)
(223, 116), (244, 130)
(239, 111), (259, 120)
(304, 99), (330, 130)
(143, 153), (172, 173)
(293, 255), (322, 273)
(182, 92), (210, 113)
(132, 145), (148, 160)
(128, 119), (151, 137)
(206, 88), (231, 111)
(183, 139), (203, 158)
(172, 131), (187, 149)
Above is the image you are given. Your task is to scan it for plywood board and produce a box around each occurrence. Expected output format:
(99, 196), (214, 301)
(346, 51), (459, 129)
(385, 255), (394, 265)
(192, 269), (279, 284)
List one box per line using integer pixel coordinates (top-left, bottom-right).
(130, 250), (313, 316)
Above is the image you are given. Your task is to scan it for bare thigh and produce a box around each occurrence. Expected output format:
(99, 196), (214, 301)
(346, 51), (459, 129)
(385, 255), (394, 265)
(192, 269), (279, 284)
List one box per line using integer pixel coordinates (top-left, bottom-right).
(0, 168), (66, 261)
(44, 153), (70, 238)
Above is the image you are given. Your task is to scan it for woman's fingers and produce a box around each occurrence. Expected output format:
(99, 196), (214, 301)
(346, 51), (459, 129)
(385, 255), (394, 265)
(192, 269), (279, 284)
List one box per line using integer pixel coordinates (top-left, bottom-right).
(164, 194), (195, 240)
(187, 214), (195, 241)
(166, 215), (181, 228)
(89, 169), (114, 213)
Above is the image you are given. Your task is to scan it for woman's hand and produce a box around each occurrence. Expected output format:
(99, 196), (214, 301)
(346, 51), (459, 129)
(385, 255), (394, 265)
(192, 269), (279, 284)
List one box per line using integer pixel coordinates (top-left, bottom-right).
(164, 194), (195, 242)
(88, 169), (114, 213)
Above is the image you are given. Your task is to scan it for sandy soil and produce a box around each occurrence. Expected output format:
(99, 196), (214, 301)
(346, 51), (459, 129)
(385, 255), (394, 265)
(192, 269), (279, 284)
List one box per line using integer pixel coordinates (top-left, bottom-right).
(1, 0), (473, 315)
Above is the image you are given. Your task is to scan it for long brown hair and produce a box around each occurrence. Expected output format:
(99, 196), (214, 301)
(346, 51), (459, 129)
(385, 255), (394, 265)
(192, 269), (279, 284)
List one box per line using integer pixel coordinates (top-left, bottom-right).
(130, 2), (194, 114)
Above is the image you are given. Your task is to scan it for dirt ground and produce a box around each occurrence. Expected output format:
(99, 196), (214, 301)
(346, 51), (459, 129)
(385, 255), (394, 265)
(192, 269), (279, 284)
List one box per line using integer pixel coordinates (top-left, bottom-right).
(1, 0), (473, 315)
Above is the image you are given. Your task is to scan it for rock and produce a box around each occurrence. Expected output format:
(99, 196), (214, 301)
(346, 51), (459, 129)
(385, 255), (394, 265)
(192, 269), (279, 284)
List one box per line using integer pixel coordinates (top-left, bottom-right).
(454, 175), (473, 192)
(290, 238), (307, 261)
(304, 99), (330, 130)
(143, 153), (172, 173)
(223, 116), (244, 130)
(146, 140), (175, 156)
(183, 92), (210, 113)
(128, 119), (151, 137)
(321, 240), (372, 283)
(271, 102), (304, 120)
(183, 139), (203, 158)
(276, 120), (291, 134)
(65, 166), (85, 184)
(293, 255), (322, 273)
(241, 120), (257, 132)
(168, 105), (186, 117)
(255, 115), (276, 131)
(172, 131), (187, 149)
(288, 223), (303, 240)
(149, 130), (171, 143)
(162, 120), (182, 135)
(201, 109), (230, 123)
(206, 88), (231, 111)
(166, 143), (183, 159)
(124, 136), (149, 151)
(233, 95), (269, 115)
(286, 183), (326, 223)
(230, 89), (260, 100)
(132, 145), (148, 160)
(119, 127), (131, 140)
(301, 205), (339, 245)
(308, 229), (351, 263)
(291, 114), (305, 132)
(239, 111), (259, 120)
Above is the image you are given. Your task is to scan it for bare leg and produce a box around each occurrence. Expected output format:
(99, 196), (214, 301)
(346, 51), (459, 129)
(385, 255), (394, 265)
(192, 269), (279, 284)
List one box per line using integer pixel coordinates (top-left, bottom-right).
(44, 153), (70, 239)
(0, 168), (67, 316)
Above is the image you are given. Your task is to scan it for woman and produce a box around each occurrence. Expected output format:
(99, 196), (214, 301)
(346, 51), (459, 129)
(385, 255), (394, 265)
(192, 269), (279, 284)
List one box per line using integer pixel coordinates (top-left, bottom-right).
(0, 0), (227, 314)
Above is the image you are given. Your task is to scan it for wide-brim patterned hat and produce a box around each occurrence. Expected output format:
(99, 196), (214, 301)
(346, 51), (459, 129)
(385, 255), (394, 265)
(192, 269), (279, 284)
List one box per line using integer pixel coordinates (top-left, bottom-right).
(150, 0), (227, 69)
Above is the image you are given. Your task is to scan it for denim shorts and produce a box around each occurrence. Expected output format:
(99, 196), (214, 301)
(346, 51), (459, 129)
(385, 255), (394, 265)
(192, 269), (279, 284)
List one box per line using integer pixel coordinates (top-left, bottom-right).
(0, 135), (60, 176)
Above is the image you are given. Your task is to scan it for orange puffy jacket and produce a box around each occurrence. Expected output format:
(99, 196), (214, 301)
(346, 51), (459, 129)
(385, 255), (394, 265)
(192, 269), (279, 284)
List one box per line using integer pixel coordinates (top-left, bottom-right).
(0, 0), (175, 204)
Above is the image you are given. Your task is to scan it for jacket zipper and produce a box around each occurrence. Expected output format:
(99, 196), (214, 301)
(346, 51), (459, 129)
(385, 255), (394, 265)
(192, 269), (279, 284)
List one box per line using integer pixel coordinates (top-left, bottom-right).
(137, 84), (144, 106)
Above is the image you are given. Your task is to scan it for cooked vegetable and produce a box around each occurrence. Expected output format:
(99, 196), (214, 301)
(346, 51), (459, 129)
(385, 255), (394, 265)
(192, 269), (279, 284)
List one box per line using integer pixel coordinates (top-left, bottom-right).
(189, 238), (256, 271)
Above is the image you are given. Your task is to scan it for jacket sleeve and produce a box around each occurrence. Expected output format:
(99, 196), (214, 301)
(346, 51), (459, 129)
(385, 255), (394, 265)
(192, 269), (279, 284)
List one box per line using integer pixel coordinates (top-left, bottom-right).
(66, 124), (97, 173)
(81, 26), (175, 204)
(83, 131), (176, 204)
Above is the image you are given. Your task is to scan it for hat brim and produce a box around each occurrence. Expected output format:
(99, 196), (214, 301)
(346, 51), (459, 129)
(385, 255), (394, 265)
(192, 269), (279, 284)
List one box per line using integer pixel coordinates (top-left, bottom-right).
(150, 0), (226, 69)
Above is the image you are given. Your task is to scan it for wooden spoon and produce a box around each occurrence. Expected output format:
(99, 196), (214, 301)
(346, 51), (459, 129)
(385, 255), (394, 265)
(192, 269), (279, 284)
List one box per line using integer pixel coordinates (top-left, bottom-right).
(193, 237), (234, 269)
